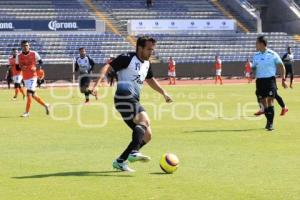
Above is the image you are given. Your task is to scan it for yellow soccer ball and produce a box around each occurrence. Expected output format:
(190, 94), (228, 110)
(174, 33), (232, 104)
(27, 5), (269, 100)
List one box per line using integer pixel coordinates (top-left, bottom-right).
(159, 153), (179, 174)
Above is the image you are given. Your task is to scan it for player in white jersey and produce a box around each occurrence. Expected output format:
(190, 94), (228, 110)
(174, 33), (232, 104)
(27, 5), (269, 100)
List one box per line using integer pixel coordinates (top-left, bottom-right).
(92, 36), (173, 172)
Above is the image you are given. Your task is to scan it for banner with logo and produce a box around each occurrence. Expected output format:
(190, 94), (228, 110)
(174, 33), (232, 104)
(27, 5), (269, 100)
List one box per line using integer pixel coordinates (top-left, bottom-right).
(0, 20), (96, 31)
(128, 20), (236, 35)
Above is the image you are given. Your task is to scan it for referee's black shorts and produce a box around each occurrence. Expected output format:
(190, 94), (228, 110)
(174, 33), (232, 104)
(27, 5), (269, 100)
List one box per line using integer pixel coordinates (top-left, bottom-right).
(114, 96), (145, 130)
(255, 76), (277, 99)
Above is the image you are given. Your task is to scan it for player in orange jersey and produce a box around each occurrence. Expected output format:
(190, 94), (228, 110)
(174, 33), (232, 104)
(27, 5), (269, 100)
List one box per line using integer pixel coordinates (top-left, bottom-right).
(168, 57), (176, 85)
(244, 58), (252, 83)
(214, 55), (223, 85)
(9, 48), (26, 100)
(16, 40), (50, 117)
(37, 67), (45, 88)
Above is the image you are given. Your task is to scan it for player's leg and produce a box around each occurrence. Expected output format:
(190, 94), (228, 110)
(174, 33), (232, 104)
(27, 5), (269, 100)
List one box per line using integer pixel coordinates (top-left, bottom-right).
(13, 82), (19, 99)
(14, 76), (25, 100)
(219, 75), (223, 85)
(262, 77), (276, 130)
(275, 92), (288, 116)
(18, 81), (25, 99)
(22, 89), (33, 117)
(290, 66), (294, 88)
(7, 77), (11, 89)
(27, 78), (49, 115)
(126, 111), (151, 162)
(168, 74), (172, 85)
(265, 97), (275, 130)
(254, 93), (264, 116)
(113, 101), (150, 171)
(116, 111), (150, 162)
(172, 74), (176, 85)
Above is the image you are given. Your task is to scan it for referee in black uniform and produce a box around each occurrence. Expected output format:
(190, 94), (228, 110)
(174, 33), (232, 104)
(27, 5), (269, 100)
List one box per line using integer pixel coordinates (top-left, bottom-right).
(282, 47), (294, 88)
(92, 36), (172, 172)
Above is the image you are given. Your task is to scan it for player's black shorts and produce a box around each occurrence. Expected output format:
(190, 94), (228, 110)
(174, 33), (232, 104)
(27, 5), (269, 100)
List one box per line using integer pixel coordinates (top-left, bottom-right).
(255, 76), (277, 98)
(114, 96), (145, 130)
(285, 64), (294, 74)
(79, 76), (91, 88)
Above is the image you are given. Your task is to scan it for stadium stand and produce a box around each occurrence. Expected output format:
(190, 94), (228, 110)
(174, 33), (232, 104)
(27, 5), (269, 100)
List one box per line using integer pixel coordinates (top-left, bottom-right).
(0, 0), (93, 20)
(0, 0), (299, 68)
(153, 32), (300, 63)
(94, 0), (228, 33)
(92, 0), (299, 63)
(0, 33), (134, 65)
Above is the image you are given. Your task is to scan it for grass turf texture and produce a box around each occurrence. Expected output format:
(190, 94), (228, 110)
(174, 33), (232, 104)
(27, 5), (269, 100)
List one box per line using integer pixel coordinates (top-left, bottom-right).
(0, 83), (299, 200)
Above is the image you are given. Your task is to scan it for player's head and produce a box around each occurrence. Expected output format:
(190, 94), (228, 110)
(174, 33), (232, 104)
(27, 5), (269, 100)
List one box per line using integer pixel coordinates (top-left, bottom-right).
(79, 47), (86, 57)
(11, 48), (18, 57)
(21, 40), (30, 53)
(215, 55), (219, 60)
(256, 36), (267, 51)
(287, 46), (292, 54)
(136, 36), (156, 61)
(169, 57), (173, 61)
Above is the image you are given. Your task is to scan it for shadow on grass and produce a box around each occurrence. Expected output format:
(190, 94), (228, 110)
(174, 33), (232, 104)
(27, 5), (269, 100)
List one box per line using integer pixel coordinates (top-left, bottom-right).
(184, 128), (264, 133)
(0, 116), (19, 119)
(149, 172), (169, 175)
(12, 171), (134, 179)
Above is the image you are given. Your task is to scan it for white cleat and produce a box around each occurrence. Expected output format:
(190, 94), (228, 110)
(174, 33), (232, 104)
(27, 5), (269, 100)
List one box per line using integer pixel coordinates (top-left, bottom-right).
(21, 112), (29, 118)
(128, 152), (151, 163)
(112, 160), (135, 172)
(12, 97), (17, 101)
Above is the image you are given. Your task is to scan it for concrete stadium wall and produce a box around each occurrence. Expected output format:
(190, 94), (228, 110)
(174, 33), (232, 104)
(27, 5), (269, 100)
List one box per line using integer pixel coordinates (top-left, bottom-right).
(260, 0), (300, 34)
(219, 0), (257, 30)
(1, 61), (299, 82)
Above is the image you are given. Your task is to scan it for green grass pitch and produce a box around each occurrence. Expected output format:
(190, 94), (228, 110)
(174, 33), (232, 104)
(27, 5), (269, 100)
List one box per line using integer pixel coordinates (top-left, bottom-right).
(0, 83), (299, 200)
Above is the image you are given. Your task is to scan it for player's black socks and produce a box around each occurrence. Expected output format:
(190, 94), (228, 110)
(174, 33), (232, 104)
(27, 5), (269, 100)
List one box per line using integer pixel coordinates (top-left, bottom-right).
(118, 125), (146, 161)
(131, 125), (146, 151)
(84, 92), (90, 102)
(138, 141), (147, 150)
(264, 107), (268, 120)
(265, 106), (274, 124)
(275, 94), (285, 108)
(269, 106), (274, 124)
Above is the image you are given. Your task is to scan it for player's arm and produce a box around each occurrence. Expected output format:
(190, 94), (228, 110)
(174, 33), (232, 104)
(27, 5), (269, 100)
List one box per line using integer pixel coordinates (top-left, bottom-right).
(40, 71), (45, 79)
(74, 58), (79, 72)
(251, 56), (257, 79)
(145, 64), (172, 102)
(92, 63), (111, 91)
(277, 62), (287, 88)
(274, 53), (287, 88)
(15, 55), (22, 71)
(146, 78), (172, 103)
(88, 56), (95, 73)
(93, 53), (131, 91)
(33, 52), (42, 71)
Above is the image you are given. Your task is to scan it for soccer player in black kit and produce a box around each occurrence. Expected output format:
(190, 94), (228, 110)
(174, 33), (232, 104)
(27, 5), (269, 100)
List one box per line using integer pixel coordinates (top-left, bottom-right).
(75, 47), (98, 103)
(92, 36), (173, 172)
